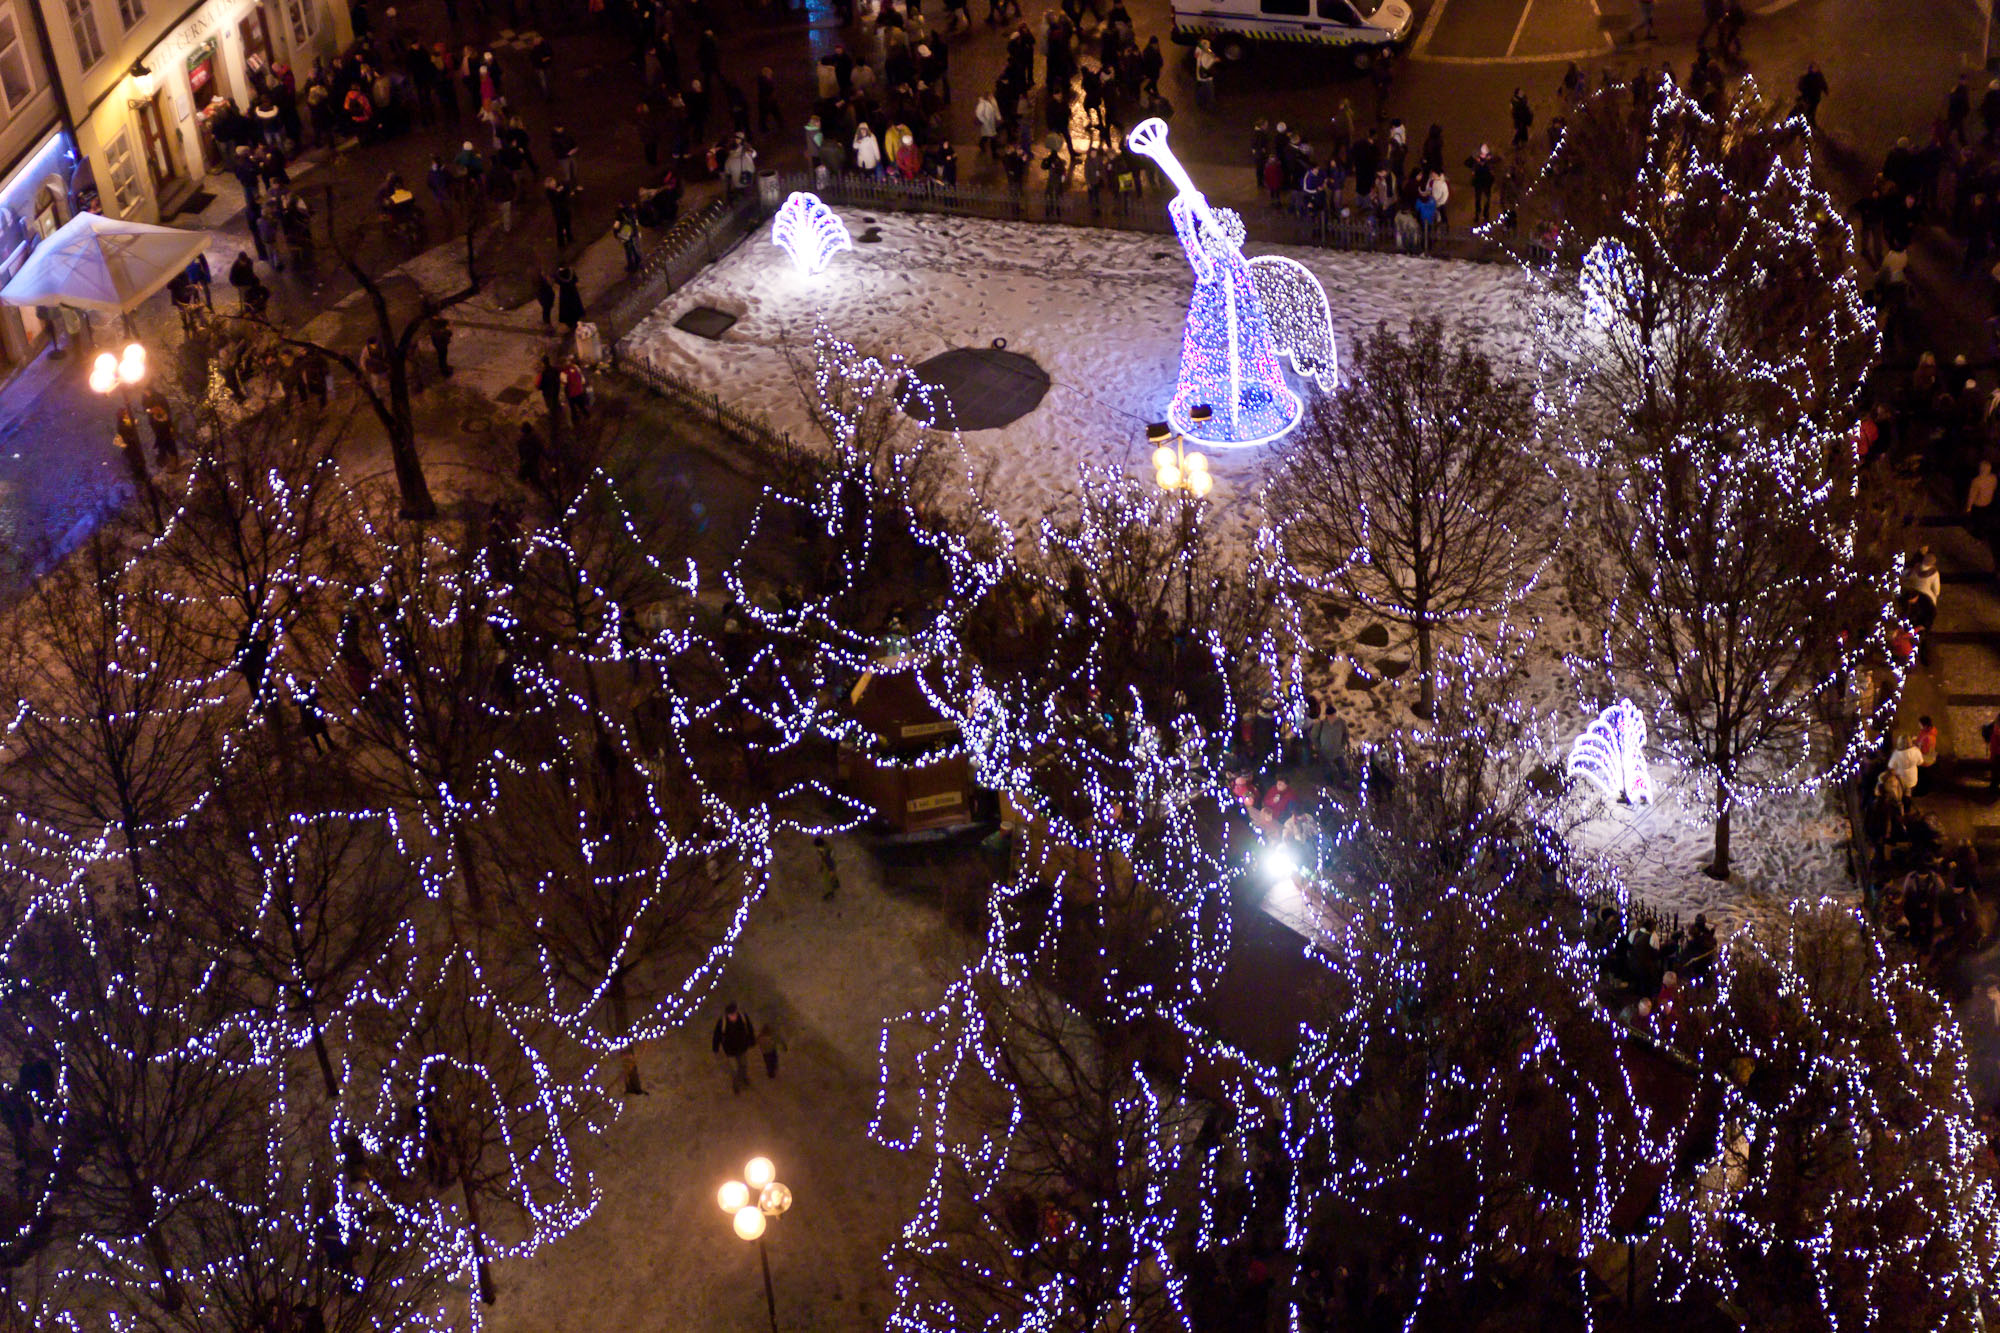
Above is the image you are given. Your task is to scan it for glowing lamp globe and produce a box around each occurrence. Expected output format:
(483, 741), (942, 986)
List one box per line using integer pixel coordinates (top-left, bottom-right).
(89, 353), (118, 395)
(771, 192), (852, 278)
(743, 1156), (776, 1190)
(758, 1182), (793, 1216)
(717, 1179), (750, 1214)
(733, 1205), (767, 1240)
(1152, 445), (1177, 472)
(1188, 470), (1213, 498)
(117, 343), (145, 384)
(1157, 462), (1182, 489)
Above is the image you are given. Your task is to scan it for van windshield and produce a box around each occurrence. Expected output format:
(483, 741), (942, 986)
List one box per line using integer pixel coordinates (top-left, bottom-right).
(1348, 0), (1382, 14)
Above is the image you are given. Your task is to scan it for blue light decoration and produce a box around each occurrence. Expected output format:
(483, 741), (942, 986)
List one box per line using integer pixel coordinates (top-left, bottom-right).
(1579, 236), (1639, 330)
(1129, 118), (1303, 448)
(1566, 697), (1653, 806)
(771, 191), (852, 278)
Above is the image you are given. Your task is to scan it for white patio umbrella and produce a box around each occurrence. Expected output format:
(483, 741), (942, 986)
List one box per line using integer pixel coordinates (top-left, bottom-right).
(0, 212), (211, 313)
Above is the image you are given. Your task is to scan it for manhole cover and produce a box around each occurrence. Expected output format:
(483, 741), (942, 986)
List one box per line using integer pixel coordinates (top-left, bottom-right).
(677, 306), (738, 339)
(461, 418), (493, 435)
(902, 346), (1050, 431)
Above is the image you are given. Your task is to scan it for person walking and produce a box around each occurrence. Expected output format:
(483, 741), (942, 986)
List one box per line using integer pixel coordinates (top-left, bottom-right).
(1797, 62), (1828, 130)
(1968, 459), (1997, 566)
(533, 269), (556, 327)
(144, 391), (179, 465)
(562, 358), (590, 424)
(1510, 89), (1533, 150)
(1915, 714), (1940, 795)
(757, 1022), (786, 1079)
(1466, 143), (1498, 223)
(554, 264), (584, 331)
(712, 1002), (756, 1094)
(516, 418), (547, 489)
(1194, 39), (1217, 110)
(613, 204), (642, 272)
(975, 91), (1001, 156)
(428, 313), (454, 379)
(545, 177), (575, 247)
(756, 67), (781, 134)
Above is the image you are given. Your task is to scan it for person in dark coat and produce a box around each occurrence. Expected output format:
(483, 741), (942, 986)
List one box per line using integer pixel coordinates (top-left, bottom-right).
(712, 1001), (756, 1093)
(533, 269), (556, 326)
(143, 391), (178, 465)
(545, 178), (575, 247)
(553, 265), (584, 329)
(516, 420), (546, 489)
(428, 313), (453, 378)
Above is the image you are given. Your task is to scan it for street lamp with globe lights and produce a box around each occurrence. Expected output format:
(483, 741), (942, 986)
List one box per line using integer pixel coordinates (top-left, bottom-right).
(717, 1155), (792, 1332)
(88, 342), (146, 414)
(1150, 405), (1213, 625)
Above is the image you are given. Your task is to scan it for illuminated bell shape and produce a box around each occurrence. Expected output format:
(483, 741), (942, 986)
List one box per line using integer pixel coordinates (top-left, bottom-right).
(1157, 463), (1182, 490)
(758, 1182), (793, 1216)
(743, 1156), (776, 1189)
(718, 1180), (750, 1213)
(1152, 445), (1178, 472)
(733, 1205), (767, 1240)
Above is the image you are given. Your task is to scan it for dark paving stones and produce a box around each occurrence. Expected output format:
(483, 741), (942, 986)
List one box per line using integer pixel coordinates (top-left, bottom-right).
(902, 345), (1051, 432)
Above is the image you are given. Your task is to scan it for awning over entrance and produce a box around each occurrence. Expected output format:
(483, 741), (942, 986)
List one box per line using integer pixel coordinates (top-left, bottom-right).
(0, 211), (210, 312)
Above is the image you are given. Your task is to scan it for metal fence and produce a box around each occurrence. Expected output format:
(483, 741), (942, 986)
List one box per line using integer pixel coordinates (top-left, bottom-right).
(602, 192), (767, 341)
(766, 169), (1526, 263)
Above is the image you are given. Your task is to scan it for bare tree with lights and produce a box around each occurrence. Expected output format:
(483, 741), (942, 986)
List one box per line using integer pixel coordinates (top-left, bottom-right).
(1510, 76), (1878, 473)
(1567, 429), (1897, 878)
(1266, 317), (1554, 719)
(1274, 637), (1655, 1326)
(0, 530), (227, 889)
(1659, 899), (2000, 1331)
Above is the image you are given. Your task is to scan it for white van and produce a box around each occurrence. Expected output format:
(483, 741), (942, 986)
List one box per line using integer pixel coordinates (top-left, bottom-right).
(1171, 0), (1414, 64)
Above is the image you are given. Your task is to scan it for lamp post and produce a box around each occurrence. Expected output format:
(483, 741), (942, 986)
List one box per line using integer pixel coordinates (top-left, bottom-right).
(88, 341), (146, 414)
(717, 1155), (792, 1333)
(1150, 405), (1213, 626)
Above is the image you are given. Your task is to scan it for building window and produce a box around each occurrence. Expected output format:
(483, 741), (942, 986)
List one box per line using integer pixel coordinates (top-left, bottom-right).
(284, 0), (314, 46)
(0, 6), (37, 111)
(63, 0), (102, 69)
(114, 0), (142, 28)
(104, 128), (140, 214)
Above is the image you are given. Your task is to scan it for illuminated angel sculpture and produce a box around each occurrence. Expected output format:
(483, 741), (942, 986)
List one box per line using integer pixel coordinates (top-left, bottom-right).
(1129, 117), (1303, 447)
(771, 191), (852, 277)
(1566, 698), (1653, 806)
(1247, 254), (1339, 390)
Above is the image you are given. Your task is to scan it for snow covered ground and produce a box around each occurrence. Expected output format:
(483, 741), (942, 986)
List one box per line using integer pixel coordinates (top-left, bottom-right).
(622, 206), (1534, 551)
(621, 206), (1858, 931)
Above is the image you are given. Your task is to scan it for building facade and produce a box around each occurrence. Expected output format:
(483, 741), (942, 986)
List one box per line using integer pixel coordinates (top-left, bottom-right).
(0, 0), (75, 372)
(40, 0), (349, 224)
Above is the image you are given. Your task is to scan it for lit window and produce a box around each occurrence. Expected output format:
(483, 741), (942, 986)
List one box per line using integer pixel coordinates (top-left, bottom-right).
(105, 129), (140, 214)
(63, 0), (102, 69)
(284, 0), (315, 46)
(0, 7), (38, 111)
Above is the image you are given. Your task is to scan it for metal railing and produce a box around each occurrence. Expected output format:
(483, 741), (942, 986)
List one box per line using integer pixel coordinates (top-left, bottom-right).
(603, 192), (767, 342)
(765, 169), (1528, 263)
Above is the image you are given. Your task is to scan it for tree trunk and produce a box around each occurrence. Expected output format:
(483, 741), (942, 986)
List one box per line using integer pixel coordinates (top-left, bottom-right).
(386, 363), (438, 521)
(138, 1202), (185, 1311)
(610, 972), (645, 1095)
(1414, 618), (1435, 720)
(310, 1019), (341, 1101)
(452, 823), (487, 922)
(1707, 795), (1733, 880)
(460, 1172), (496, 1305)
